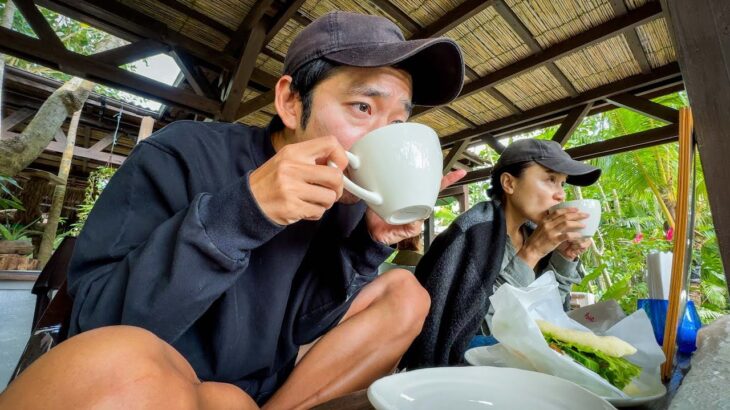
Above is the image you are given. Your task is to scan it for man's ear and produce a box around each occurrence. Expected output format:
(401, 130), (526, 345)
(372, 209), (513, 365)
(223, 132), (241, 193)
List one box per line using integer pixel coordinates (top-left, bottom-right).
(501, 172), (516, 195)
(273, 75), (300, 130)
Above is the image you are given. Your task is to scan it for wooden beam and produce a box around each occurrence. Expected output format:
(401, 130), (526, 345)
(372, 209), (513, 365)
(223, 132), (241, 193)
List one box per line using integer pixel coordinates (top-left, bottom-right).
(235, 89), (275, 120)
(440, 63), (681, 148)
(264, 0), (308, 45)
(93, 39), (170, 66)
(443, 139), (471, 173)
(480, 133), (506, 154)
(492, 0), (578, 97)
(412, 2), (663, 119)
(2, 131), (127, 164)
(88, 134), (113, 152)
(552, 103), (593, 146)
(411, 0), (496, 39)
(665, 0), (730, 289)
(608, 0), (652, 74)
(452, 124), (679, 187)
(13, 0), (64, 50)
(443, 106), (478, 128)
(461, 150), (487, 165)
(1, 108), (34, 132)
(0, 26), (221, 115)
(54, 129), (66, 144)
(605, 93), (679, 123)
(370, 0), (421, 34)
(221, 22), (267, 121)
(487, 88), (522, 115)
(224, 0), (275, 56)
(171, 49), (220, 99)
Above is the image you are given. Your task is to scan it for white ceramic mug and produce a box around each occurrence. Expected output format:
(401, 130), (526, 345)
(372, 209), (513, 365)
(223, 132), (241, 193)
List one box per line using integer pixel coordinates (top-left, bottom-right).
(330, 123), (443, 225)
(549, 199), (601, 237)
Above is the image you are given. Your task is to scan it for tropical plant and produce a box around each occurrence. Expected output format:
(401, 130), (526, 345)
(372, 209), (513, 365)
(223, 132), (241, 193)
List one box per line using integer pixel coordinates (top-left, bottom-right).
(0, 175), (23, 211)
(0, 218), (40, 241)
(70, 166), (116, 235)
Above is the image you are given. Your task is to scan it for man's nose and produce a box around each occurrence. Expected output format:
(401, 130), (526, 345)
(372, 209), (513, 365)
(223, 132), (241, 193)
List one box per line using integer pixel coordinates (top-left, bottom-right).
(555, 188), (566, 202)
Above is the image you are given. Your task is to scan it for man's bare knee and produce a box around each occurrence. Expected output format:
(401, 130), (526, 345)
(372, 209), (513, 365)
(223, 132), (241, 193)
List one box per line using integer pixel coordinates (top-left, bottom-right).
(379, 269), (431, 335)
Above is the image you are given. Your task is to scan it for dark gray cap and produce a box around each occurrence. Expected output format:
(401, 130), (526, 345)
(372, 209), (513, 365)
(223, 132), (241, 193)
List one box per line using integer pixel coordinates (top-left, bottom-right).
(283, 11), (464, 106)
(494, 139), (601, 186)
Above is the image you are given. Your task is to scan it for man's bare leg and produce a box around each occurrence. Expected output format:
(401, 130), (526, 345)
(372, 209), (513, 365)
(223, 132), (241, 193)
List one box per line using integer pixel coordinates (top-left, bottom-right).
(0, 326), (258, 410)
(263, 268), (430, 410)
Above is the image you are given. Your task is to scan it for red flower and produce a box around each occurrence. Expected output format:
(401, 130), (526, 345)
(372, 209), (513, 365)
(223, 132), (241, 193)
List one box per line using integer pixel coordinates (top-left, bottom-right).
(665, 226), (674, 241)
(633, 232), (644, 243)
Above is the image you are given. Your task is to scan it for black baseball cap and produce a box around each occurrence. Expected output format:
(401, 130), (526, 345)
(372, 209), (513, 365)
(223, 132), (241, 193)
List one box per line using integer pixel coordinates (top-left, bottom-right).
(493, 139), (601, 186)
(283, 11), (464, 106)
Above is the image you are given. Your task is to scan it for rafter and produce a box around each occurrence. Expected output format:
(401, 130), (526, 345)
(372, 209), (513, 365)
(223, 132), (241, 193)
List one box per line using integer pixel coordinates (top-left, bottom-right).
(412, 0), (497, 39)
(93, 39), (170, 66)
(443, 139), (471, 173)
(370, 0), (421, 34)
(551, 103), (593, 146)
(13, 0), (64, 49)
(440, 63), (681, 148)
(492, 0), (578, 97)
(412, 2), (662, 119)
(0, 26), (221, 115)
(608, 0), (652, 74)
(221, 22), (267, 121)
(604, 93), (679, 123)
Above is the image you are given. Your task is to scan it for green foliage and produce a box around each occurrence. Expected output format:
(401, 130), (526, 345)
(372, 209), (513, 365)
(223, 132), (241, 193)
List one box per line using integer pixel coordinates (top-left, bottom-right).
(0, 175), (24, 211)
(0, 219), (40, 241)
(70, 166), (116, 235)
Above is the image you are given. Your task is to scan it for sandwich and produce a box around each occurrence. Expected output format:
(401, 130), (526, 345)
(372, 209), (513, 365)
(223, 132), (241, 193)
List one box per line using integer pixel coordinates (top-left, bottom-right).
(536, 320), (642, 390)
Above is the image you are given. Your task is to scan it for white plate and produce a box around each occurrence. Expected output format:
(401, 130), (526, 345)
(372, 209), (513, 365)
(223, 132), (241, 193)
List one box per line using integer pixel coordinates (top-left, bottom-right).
(465, 346), (666, 408)
(367, 366), (615, 410)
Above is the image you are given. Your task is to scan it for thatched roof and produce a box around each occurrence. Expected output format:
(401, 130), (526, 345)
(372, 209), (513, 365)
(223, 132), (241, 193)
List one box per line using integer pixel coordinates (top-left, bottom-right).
(0, 0), (682, 180)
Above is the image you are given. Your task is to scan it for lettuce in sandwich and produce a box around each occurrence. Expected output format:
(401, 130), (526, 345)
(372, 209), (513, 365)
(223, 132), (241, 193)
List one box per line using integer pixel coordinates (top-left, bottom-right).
(536, 320), (642, 390)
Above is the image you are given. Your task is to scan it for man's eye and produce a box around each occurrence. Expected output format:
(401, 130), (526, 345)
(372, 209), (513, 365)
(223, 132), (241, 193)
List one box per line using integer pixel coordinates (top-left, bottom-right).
(355, 103), (371, 114)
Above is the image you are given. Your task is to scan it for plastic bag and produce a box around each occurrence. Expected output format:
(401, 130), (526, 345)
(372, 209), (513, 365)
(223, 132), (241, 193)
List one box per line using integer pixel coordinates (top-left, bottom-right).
(473, 273), (665, 399)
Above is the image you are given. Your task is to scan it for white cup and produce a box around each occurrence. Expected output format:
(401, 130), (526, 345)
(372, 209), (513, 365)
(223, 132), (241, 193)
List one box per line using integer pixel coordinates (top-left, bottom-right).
(330, 122), (443, 225)
(549, 199), (601, 237)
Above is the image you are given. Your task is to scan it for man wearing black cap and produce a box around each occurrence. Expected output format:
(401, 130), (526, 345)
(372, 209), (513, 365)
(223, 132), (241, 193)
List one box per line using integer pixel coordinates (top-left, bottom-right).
(401, 138), (601, 370)
(0, 11), (465, 410)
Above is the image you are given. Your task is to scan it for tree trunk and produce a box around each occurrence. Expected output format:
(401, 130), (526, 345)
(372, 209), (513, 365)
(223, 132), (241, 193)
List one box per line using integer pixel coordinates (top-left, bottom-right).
(37, 109), (80, 267)
(0, 0), (18, 134)
(0, 34), (125, 177)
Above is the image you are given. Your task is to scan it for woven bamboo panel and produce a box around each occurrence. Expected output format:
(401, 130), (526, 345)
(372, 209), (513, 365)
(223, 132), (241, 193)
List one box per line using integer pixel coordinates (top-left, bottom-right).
(415, 109), (470, 136)
(495, 66), (571, 110)
(624, 0), (650, 9)
(241, 88), (260, 103)
(506, 0), (615, 49)
(389, 0), (465, 28)
(124, 0), (230, 50)
(449, 90), (514, 125)
(636, 18), (676, 68)
(239, 110), (274, 127)
(298, 0), (412, 37)
(554, 35), (641, 93)
(267, 19), (305, 59)
(444, 7), (531, 76)
(175, 0), (254, 31)
(256, 53), (285, 77)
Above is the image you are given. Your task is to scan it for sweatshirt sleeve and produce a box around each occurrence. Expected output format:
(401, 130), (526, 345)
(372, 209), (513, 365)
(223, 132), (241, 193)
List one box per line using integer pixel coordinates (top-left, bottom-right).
(67, 141), (283, 342)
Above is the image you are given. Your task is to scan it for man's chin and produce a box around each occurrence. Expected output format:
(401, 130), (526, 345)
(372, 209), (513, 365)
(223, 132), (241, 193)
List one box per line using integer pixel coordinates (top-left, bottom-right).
(338, 191), (361, 205)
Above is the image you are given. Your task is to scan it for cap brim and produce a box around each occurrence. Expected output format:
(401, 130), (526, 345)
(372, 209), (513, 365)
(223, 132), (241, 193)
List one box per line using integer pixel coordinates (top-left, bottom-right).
(535, 157), (602, 186)
(324, 38), (464, 106)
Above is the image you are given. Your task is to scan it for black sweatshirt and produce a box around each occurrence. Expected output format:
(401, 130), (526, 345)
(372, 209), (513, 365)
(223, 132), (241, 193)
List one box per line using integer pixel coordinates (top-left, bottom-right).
(66, 121), (393, 401)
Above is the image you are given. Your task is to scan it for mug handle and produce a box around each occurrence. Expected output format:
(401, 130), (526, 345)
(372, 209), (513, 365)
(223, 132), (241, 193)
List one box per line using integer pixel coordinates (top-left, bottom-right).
(328, 152), (383, 205)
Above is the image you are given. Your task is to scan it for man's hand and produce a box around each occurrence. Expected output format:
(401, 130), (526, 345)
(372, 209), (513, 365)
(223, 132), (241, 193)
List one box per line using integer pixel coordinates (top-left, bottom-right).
(517, 208), (587, 268)
(249, 136), (348, 225)
(366, 169), (467, 245)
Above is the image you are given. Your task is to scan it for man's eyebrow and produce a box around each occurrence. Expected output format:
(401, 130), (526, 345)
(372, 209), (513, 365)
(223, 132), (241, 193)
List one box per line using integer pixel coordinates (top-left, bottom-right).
(346, 84), (413, 115)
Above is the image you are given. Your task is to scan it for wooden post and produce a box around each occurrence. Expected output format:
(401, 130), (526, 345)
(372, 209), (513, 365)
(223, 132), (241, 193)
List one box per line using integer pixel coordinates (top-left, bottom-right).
(37, 109), (81, 267)
(661, 108), (693, 381)
(137, 116), (155, 142)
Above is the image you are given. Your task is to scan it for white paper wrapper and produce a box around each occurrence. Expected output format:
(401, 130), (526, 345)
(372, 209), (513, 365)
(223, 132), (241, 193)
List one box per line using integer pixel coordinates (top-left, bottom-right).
(468, 273), (665, 399)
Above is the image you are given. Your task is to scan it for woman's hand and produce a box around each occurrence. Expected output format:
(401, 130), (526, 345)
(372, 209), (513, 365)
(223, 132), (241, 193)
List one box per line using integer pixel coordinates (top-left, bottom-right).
(517, 207), (587, 268)
(557, 237), (592, 260)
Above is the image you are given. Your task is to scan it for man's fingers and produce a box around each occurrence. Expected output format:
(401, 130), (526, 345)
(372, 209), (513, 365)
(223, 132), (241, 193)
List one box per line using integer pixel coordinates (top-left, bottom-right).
(440, 169), (467, 190)
(300, 136), (349, 170)
(300, 164), (344, 199)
